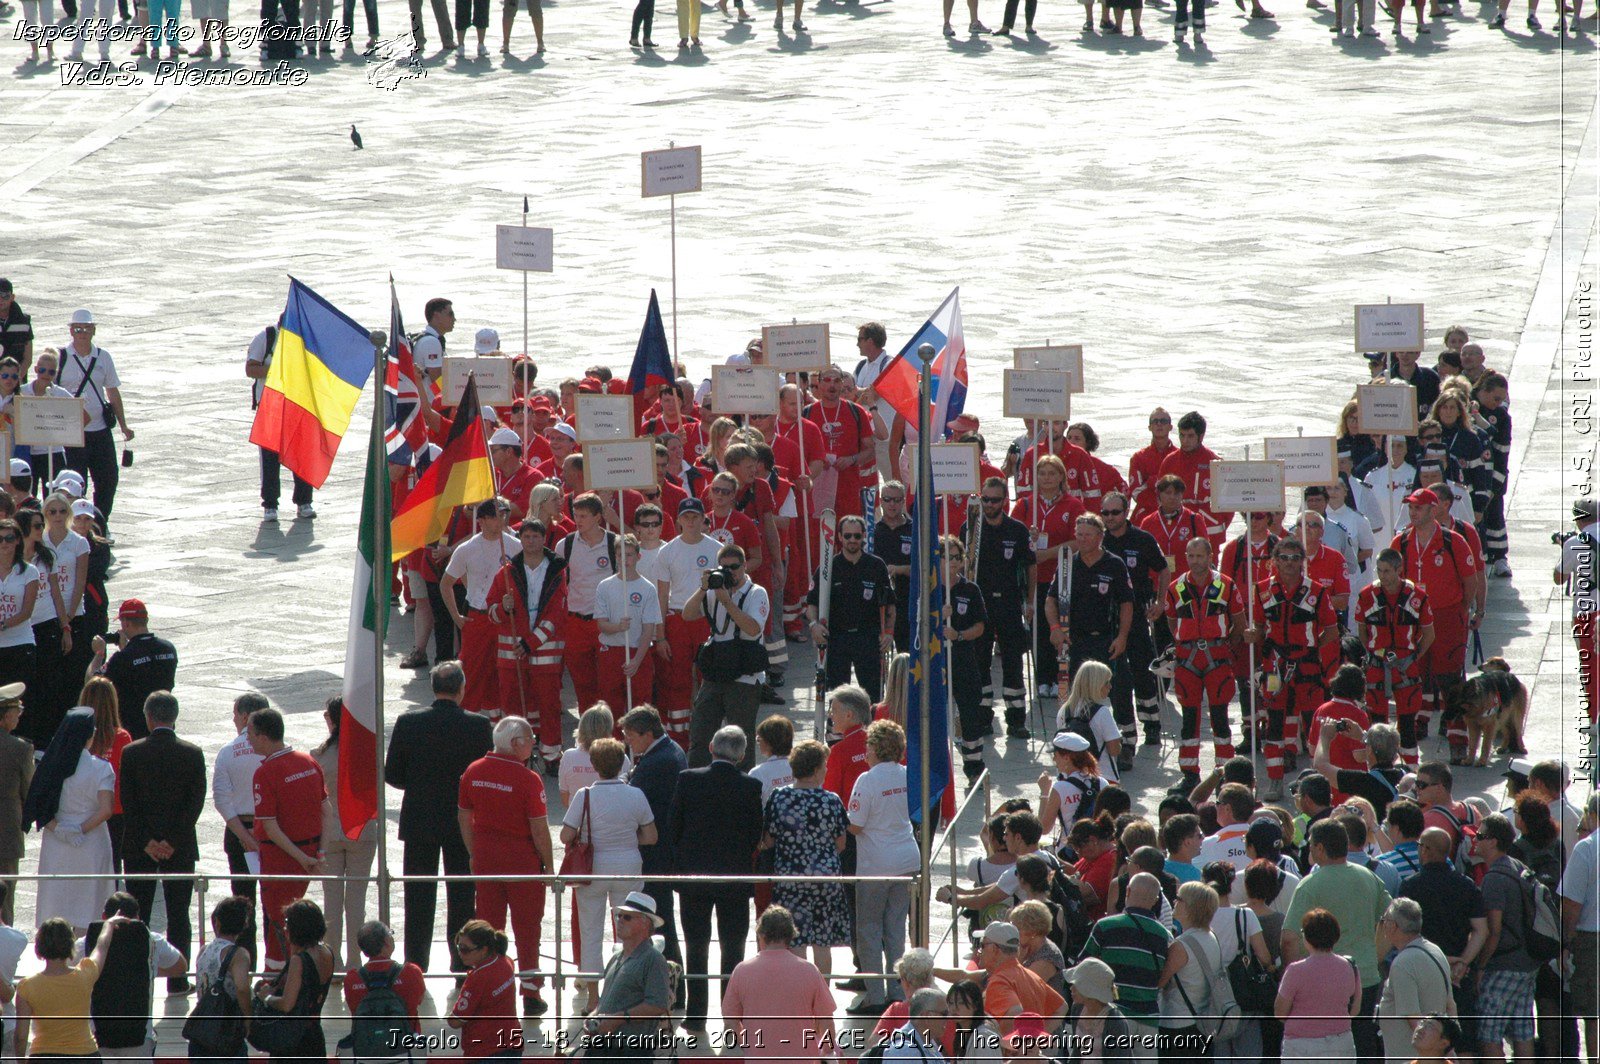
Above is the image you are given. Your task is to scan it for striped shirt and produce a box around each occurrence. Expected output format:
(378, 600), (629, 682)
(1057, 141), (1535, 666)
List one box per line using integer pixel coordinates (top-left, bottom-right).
(1081, 910), (1172, 1027)
(1377, 841), (1422, 883)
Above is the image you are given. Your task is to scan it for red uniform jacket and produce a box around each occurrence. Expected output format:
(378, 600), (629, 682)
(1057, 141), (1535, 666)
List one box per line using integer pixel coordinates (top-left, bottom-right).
(488, 548), (569, 670)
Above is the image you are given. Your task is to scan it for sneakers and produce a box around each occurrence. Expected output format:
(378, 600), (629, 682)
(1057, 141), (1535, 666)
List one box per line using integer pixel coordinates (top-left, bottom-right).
(523, 992), (548, 1016)
(970, 18), (990, 30)
(1526, 11), (1540, 24)
(297, 503), (316, 519)
(1490, 558), (1512, 578)
(477, 41), (489, 55)
(1488, 12), (1505, 24)
(793, 17), (806, 28)
(263, 507), (279, 521)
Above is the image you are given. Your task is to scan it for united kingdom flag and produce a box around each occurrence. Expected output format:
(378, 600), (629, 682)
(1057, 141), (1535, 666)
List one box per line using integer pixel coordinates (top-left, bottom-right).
(385, 280), (429, 466)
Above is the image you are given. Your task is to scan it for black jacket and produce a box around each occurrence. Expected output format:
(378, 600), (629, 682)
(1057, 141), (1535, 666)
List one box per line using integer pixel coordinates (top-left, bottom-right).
(630, 735), (687, 876)
(118, 728), (206, 863)
(666, 760), (763, 894)
(384, 699), (493, 844)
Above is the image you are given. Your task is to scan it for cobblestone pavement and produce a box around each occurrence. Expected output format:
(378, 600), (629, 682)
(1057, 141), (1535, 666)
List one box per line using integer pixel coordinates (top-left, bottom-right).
(1, 0), (1597, 1045)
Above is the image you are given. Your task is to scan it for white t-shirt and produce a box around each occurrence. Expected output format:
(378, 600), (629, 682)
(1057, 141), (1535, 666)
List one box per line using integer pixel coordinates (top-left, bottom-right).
(412, 326), (445, 374)
(246, 326), (274, 408)
(1196, 824), (1251, 885)
(595, 574), (663, 649)
(57, 346), (120, 432)
(561, 533), (615, 614)
(847, 761), (920, 877)
(41, 529), (89, 619)
(0, 922), (25, 1038)
(212, 729), (262, 822)
(562, 778), (653, 873)
(1055, 703), (1122, 782)
(706, 580), (771, 685)
(522, 559), (550, 626)
(656, 535), (719, 611)
(749, 756), (795, 804)
(1050, 772), (1101, 835)
(0, 565), (38, 648)
(1211, 904), (1261, 962)
(558, 746), (633, 800)
(1363, 463), (1417, 532)
(444, 532), (521, 610)
(637, 544), (665, 584)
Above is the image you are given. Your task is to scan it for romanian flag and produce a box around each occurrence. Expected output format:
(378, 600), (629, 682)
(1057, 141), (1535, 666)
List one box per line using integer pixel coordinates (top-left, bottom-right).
(871, 287), (968, 438)
(249, 278), (375, 489)
(389, 374), (496, 561)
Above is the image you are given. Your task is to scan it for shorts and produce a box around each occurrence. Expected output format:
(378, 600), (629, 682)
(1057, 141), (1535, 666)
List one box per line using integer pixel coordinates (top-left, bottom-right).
(1475, 968), (1536, 1045)
(405, 569), (429, 598)
(1572, 932), (1600, 1019)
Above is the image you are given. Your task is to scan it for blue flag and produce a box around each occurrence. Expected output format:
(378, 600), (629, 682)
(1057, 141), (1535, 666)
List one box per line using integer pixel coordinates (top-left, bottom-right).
(627, 289), (675, 393)
(906, 473), (950, 825)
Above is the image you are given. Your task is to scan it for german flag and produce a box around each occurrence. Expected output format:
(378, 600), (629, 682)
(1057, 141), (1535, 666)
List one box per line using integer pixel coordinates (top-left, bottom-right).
(390, 375), (496, 561)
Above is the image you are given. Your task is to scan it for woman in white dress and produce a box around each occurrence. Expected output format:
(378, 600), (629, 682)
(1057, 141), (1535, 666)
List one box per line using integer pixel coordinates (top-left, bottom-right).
(24, 707), (115, 935)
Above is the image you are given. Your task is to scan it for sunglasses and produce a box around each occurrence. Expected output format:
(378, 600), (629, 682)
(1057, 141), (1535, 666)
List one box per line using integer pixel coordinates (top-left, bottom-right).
(1100, 509), (1125, 517)
(1150, 418), (1172, 425)
(840, 532), (864, 541)
(981, 496), (1006, 504)
(636, 520), (662, 528)
(710, 487), (734, 495)
(35, 368), (54, 375)
(0, 375), (14, 381)
(0, 536), (18, 544)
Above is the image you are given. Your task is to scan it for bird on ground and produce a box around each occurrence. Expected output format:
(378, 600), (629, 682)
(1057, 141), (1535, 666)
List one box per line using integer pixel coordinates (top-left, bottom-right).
(351, 124), (363, 149)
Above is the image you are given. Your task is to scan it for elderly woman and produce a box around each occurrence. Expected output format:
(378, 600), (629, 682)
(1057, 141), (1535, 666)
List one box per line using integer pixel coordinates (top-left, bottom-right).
(1011, 900), (1066, 997)
(561, 736), (656, 1016)
(847, 721), (920, 1015)
(1063, 958), (1133, 1061)
(26, 707), (115, 935)
(872, 949), (958, 1056)
(1157, 880), (1221, 1059)
(1275, 908), (1362, 1064)
(1376, 897), (1455, 1064)
(764, 739), (850, 976)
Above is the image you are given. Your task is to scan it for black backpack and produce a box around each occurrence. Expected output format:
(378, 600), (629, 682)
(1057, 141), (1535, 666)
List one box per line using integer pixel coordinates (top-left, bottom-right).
(182, 943), (246, 1055)
(1045, 866), (1093, 957)
(1058, 714), (1102, 759)
(349, 964), (413, 1062)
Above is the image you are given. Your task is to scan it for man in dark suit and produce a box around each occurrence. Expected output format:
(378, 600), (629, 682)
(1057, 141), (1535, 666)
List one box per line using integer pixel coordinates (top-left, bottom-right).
(665, 724), (764, 1033)
(0, 683), (33, 927)
(117, 690), (206, 992)
(385, 660), (493, 972)
(620, 705), (687, 994)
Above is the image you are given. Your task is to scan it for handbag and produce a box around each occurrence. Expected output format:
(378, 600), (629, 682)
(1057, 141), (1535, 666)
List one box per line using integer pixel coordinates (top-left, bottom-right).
(1174, 931), (1243, 1041)
(560, 790), (595, 886)
(247, 952), (317, 1055)
(1225, 909), (1279, 1016)
(182, 943), (246, 1055)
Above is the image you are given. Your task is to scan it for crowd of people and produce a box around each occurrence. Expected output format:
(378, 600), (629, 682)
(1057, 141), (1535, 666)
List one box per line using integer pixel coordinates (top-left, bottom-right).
(0, 280), (1588, 1061)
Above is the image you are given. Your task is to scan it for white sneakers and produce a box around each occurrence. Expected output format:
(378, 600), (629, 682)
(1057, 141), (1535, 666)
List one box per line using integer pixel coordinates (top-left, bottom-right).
(263, 507), (279, 521)
(298, 503), (317, 520)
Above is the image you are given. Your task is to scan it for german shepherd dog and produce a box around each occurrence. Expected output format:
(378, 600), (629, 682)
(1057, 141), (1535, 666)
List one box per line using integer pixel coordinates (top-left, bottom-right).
(1446, 657), (1528, 766)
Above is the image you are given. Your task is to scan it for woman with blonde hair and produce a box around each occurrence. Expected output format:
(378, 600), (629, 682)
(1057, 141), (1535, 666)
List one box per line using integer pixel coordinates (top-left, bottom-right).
(1056, 661), (1122, 783)
(875, 653), (910, 725)
(527, 481), (574, 542)
(79, 675), (130, 875)
(1336, 398), (1377, 471)
(559, 702), (632, 805)
(697, 417), (740, 478)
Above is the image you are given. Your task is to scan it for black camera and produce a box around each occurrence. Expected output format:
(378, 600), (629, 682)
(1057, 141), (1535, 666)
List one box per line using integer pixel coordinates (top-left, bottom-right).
(1554, 530), (1583, 546)
(706, 567), (732, 591)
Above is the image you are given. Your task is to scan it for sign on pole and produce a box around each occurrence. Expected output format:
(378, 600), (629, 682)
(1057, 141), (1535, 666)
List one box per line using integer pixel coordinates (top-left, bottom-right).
(584, 439), (659, 492)
(711, 366), (781, 415)
(442, 358), (515, 406)
(1001, 369), (1072, 421)
(761, 323), (831, 373)
(1354, 303), (1425, 353)
(575, 394), (636, 443)
(641, 146), (703, 198)
(494, 225), (554, 273)
(1012, 345), (1085, 393)
(1210, 460), (1286, 514)
(1356, 383), (1421, 435)
(13, 396), (85, 448)
(927, 442), (982, 495)
(1262, 435), (1339, 487)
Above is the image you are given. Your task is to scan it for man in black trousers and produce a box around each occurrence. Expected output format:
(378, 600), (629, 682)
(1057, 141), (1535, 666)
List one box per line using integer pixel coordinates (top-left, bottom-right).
(665, 724), (763, 1034)
(117, 691), (206, 993)
(385, 660), (492, 972)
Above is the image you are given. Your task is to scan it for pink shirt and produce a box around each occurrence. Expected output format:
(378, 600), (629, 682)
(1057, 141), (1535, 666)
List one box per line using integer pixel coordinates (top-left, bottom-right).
(1278, 952), (1361, 1039)
(722, 947), (836, 1061)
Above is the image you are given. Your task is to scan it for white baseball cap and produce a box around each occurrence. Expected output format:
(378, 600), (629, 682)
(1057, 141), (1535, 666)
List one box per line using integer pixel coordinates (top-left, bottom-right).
(474, 328), (500, 355)
(488, 427), (521, 448)
(71, 500), (97, 519)
(8, 459), (30, 480)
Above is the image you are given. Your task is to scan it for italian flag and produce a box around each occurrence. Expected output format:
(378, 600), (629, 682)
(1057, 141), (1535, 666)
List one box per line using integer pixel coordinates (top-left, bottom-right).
(338, 424), (391, 839)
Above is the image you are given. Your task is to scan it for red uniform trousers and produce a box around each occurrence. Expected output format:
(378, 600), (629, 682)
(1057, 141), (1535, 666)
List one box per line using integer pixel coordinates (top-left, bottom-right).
(562, 615), (603, 713)
(1260, 649), (1326, 780)
(784, 545), (811, 635)
(657, 613), (708, 745)
(598, 645), (656, 717)
(1363, 656), (1425, 766)
(459, 612), (501, 714)
(1577, 613), (1600, 722)
(1425, 602), (1468, 744)
(497, 663), (564, 754)
(261, 841), (316, 969)
(474, 836), (548, 992)
(1174, 641), (1236, 774)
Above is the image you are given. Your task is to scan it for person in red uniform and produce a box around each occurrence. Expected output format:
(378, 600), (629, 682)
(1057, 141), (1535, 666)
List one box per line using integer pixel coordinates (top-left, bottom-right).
(1428, 482), (1486, 624)
(459, 717), (556, 1016)
(442, 498), (522, 718)
(535, 422), (578, 480)
(641, 385), (703, 457)
(448, 920), (524, 1058)
(805, 365), (875, 518)
(1012, 455), (1086, 698)
(1297, 511), (1352, 677)
(1220, 512), (1279, 749)
(703, 472), (763, 568)
(1165, 537), (1244, 789)
(489, 428), (543, 522)
(1158, 411), (1232, 549)
(1247, 538), (1338, 800)
(1391, 488), (1476, 760)
(248, 707), (327, 971)
(556, 494), (618, 715)
(344, 921), (427, 1034)
(1067, 422), (1127, 514)
(1127, 407), (1177, 522)
(507, 396), (556, 468)
(487, 518), (569, 767)
(1303, 665), (1373, 802)
(711, 444), (781, 594)
(1355, 547), (1435, 768)
(776, 383), (826, 631)
(1139, 474), (1207, 656)
(1014, 421), (1096, 505)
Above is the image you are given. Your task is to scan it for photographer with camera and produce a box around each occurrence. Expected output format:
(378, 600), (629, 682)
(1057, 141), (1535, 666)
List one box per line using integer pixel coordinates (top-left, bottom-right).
(1555, 498), (1599, 724)
(684, 543), (768, 769)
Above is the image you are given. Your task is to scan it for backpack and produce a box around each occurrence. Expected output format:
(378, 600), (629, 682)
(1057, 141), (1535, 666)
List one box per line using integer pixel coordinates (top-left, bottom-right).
(1431, 804), (1480, 874)
(1224, 909), (1278, 1016)
(182, 943), (245, 1055)
(1057, 714), (1102, 759)
(1058, 773), (1104, 823)
(1489, 861), (1564, 964)
(1045, 866), (1093, 957)
(348, 963), (413, 1062)
(562, 529), (620, 573)
(1173, 931), (1243, 1041)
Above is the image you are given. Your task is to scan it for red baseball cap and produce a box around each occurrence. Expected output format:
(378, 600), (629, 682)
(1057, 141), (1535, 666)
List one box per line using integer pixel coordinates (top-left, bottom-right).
(577, 378), (603, 394)
(118, 598), (148, 620)
(948, 413), (980, 434)
(1403, 488), (1439, 506)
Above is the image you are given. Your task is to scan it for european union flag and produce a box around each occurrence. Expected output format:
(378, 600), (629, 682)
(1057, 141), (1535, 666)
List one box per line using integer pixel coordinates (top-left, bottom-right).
(906, 475), (950, 825)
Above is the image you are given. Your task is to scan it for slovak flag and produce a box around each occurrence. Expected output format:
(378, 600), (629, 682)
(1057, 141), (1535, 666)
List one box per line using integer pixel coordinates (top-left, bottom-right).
(384, 280), (429, 467)
(872, 287), (968, 437)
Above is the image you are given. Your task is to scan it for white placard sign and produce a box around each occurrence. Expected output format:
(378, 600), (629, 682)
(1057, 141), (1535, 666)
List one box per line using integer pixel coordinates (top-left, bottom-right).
(1012, 345), (1085, 393)
(495, 225), (554, 273)
(1263, 435), (1339, 488)
(13, 396), (84, 448)
(442, 358), (515, 407)
(761, 323), (831, 373)
(1210, 460), (1286, 513)
(1001, 369), (1072, 421)
(641, 146), (703, 199)
(928, 443), (982, 495)
(1356, 383), (1421, 435)
(711, 366), (781, 415)
(1354, 303), (1425, 353)
(575, 394), (635, 443)
(584, 439), (658, 492)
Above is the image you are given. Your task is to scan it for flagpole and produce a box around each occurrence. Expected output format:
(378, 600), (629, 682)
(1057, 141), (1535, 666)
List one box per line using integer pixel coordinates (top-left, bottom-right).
(915, 342), (934, 950)
(368, 327), (391, 926)
(522, 195), (530, 361)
